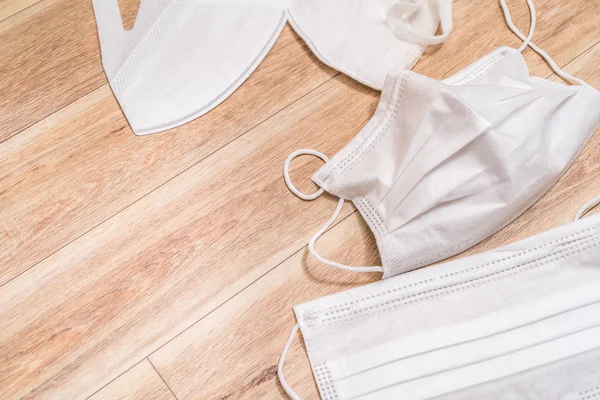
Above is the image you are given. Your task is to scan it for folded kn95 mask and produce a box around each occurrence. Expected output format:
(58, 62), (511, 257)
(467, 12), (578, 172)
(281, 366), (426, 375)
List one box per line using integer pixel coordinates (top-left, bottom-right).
(283, 0), (600, 279)
(92, 0), (452, 135)
(92, 0), (288, 135)
(278, 201), (600, 399)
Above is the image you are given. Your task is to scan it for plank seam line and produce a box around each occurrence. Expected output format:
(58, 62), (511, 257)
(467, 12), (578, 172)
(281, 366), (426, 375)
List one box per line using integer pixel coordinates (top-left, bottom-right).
(0, 71), (340, 289)
(84, 361), (140, 400)
(4, 32), (598, 286)
(84, 39), (600, 395)
(0, 0), (44, 24)
(84, 208), (358, 399)
(0, 82), (107, 146)
(7, 29), (600, 400)
(149, 358), (180, 400)
(553, 39), (600, 73)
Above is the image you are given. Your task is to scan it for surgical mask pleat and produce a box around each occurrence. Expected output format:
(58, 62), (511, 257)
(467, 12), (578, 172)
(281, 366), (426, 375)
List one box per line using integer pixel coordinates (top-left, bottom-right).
(282, 0), (599, 280)
(385, 88), (578, 227)
(284, 212), (600, 399)
(327, 300), (600, 399)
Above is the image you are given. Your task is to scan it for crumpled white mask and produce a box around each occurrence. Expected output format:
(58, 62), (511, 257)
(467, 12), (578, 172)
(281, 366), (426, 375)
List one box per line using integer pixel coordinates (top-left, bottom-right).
(278, 201), (600, 399)
(288, 0), (452, 89)
(92, 0), (452, 135)
(91, 0), (288, 135)
(283, 0), (600, 279)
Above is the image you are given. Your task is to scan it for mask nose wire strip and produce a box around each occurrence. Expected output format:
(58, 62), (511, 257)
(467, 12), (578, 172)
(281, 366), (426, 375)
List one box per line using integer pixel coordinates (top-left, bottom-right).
(499, 0), (588, 86)
(278, 323), (301, 400)
(575, 194), (600, 221)
(283, 150), (384, 273)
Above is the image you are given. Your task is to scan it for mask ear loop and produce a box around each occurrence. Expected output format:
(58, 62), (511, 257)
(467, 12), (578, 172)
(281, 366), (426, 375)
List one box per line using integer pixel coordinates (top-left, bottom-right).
(387, 0), (453, 46)
(499, 0), (588, 86)
(574, 194), (600, 221)
(278, 323), (301, 400)
(283, 151), (384, 273)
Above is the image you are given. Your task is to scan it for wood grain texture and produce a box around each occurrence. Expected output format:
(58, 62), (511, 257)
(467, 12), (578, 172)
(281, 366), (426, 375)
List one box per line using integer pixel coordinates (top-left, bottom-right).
(0, 0), (103, 141)
(417, 0), (600, 80)
(150, 212), (379, 400)
(0, 0), (598, 399)
(0, 76), (377, 399)
(0, 0), (41, 21)
(88, 360), (175, 400)
(0, 0), (145, 140)
(0, 24), (336, 285)
(2, 0), (596, 286)
(149, 42), (600, 400)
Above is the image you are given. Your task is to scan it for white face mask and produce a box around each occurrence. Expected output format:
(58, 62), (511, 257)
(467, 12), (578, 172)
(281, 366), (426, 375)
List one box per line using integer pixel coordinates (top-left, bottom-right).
(93, 1), (451, 135)
(283, 0), (600, 279)
(278, 200), (600, 399)
(288, 0), (452, 90)
(91, 0), (287, 135)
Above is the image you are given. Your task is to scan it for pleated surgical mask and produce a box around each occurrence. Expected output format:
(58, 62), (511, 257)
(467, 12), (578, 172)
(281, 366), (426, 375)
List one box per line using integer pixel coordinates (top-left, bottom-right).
(278, 198), (600, 399)
(91, 0), (288, 135)
(283, 0), (600, 279)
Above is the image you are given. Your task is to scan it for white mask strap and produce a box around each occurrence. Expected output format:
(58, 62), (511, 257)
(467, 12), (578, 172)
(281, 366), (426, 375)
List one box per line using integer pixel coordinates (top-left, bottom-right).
(387, 0), (453, 46)
(278, 323), (301, 400)
(283, 151), (384, 274)
(283, 149), (328, 200)
(91, 0), (125, 47)
(500, 0), (588, 86)
(574, 194), (600, 221)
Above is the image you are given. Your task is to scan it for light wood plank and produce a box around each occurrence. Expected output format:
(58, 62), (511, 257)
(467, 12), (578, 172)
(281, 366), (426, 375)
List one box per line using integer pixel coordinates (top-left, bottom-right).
(89, 360), (175, 400)
(0, 25), (336, 285)
(0, 0), (105, 141)
(417, 0), (600, 80)
(150, 213), (379, 399)
(149, 25), (600, 400)
(0, 0), (176, 142)
(0, 0), (598, 399)
(0, 0), (41, 21)
(118, 0), (141, 31)
(0, 76), (377, 400)
(1, 0), (596, 286)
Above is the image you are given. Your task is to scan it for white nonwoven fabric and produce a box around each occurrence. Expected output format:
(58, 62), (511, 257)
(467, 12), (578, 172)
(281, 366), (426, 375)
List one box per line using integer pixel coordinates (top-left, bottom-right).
(282, 212), (600, 399)
(288, 0), (447, 89)
(92, 0), (288, 135)
(282, 0), (600, 279)
(312, 46), (600, 278)
(92, 0), (449, 135)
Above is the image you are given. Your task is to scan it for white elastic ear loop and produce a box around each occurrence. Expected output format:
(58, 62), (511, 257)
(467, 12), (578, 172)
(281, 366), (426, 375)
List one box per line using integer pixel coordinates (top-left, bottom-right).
(283, 151), (384, 274)
(307, 198), (384, 273)
(500, 0), (536, 52)
(387, 0), (453, 46)
(278, 323), (301, 400)
(574, 194), (600, 221)
(284, 150), (328, 201)
(499, 0), (588, 86)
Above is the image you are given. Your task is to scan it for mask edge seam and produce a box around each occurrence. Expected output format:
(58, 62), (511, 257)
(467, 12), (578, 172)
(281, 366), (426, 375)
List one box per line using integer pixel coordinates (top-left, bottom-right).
(318, 223), (600, 314)
(321, 232), (600, 324)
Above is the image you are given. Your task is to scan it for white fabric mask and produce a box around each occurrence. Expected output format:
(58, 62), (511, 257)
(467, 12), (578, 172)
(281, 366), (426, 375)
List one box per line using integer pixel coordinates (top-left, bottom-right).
(288, 0), (452, 89)
(93, 1), (452, 135)
(91, 0), (287, 135)
(278, 200), (600, 399)
(283, 0), (600, 279)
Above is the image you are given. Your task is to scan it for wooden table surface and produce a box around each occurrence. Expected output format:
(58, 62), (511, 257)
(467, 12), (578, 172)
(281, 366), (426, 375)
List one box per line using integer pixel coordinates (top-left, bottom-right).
(1, 0), (599, 398)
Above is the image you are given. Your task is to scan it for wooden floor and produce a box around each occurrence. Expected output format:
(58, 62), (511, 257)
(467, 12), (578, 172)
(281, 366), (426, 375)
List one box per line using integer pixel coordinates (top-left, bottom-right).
(1, 0), (599, 398)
